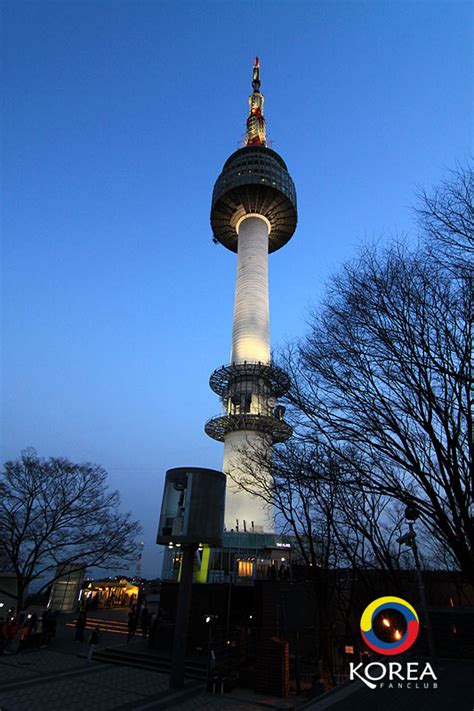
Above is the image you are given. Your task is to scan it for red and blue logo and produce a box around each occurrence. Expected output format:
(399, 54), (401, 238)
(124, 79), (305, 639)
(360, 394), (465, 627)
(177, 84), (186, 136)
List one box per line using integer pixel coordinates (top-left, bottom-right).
(360, 596), (419, 656)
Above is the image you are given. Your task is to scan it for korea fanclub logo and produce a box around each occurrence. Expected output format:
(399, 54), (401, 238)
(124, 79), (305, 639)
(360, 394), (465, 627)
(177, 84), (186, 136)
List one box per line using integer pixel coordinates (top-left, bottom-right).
(361, 596), (419, 655)
(349, 596), (438, 691)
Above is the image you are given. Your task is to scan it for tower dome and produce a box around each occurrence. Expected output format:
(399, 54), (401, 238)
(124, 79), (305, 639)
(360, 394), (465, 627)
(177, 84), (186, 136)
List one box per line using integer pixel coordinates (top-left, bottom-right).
(210, 58), (297, 253)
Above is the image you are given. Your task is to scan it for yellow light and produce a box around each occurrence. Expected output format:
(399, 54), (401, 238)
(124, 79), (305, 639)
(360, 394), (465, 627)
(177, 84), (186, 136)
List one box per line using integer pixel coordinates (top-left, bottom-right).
(382, 618), (391, 627)
(238, 560), (253, 577)
(394, 629), (402, 640)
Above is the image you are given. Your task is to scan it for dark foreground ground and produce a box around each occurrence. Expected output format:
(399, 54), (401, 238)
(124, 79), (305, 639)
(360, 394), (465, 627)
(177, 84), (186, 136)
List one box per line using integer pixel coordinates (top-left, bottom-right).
(0, 608), (472, 710)
(0, 608), (295, 710)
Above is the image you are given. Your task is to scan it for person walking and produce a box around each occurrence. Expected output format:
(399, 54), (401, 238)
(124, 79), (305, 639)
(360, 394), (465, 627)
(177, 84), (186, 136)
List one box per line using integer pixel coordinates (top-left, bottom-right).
(140, 605), (149, 638)
(87, 626), (101, 663)
(148, 612), (158, 648)
(75, 610), (87, 643)
(17, 622), (30, 655)
(40, 609), (52, 648)
(50, 611), (58, 641)
(27, 612), (38, 636)
(0, 617), (6, 655)
(4, 617), (18, 654)
(127, 608), (137, 642)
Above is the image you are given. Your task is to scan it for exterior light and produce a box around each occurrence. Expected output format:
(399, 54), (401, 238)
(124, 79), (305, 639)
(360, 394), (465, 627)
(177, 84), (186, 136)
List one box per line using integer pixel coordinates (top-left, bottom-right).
(205, 616), (211, 623)
(382, 618), (391, 627)
(394, 629), (402, 640)
(405, 504), (420, 521)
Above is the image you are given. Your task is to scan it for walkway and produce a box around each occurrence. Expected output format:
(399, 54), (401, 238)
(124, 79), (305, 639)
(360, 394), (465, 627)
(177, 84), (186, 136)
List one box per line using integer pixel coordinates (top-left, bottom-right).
(0, 609), (295, 710)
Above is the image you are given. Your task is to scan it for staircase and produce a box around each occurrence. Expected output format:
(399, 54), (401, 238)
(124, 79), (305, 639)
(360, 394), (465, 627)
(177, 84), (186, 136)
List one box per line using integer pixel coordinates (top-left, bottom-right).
(86, 645), (208, 680)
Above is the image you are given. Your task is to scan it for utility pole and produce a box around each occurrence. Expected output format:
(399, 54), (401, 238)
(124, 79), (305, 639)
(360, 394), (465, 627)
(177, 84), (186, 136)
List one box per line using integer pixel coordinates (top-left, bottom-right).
(398, 505), (436, 659)
(170, 544), (197, 689)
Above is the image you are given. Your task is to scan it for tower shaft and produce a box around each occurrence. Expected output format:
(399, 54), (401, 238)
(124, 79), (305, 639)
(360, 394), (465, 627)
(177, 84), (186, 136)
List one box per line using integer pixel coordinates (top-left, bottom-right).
(231, 216), (270, 364)
(223, 430), (273, 533)
(224, 215), (273, 532)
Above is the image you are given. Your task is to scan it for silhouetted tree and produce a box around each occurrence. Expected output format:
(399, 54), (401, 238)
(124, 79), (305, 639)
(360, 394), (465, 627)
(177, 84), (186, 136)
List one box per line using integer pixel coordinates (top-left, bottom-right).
(233, 437), (407, 686)
(283, 168), (472, 579)
(416, 163), (473, 271)
(0, 449), (142, 609)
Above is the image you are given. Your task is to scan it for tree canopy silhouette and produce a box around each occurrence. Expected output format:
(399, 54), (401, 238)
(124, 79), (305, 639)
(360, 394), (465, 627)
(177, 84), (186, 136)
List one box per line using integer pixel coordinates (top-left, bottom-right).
(0, 449), (142, 609)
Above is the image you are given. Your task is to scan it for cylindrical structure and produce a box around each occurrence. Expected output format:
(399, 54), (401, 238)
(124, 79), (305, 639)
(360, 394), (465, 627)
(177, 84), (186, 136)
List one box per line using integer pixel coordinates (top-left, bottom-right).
(231, 216), (270, 364)
(224, 213), (273, 532)
(156, 468), (226, 547)
(222, 430), (274, 533)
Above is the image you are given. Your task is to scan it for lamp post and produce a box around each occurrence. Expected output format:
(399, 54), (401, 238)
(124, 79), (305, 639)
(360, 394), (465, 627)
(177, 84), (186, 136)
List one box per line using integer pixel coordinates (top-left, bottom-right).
(170, 544), (197, 689)
(156, 467), (226, 689)
(205, 614), (218, 692)
(397, 505), (436, 659)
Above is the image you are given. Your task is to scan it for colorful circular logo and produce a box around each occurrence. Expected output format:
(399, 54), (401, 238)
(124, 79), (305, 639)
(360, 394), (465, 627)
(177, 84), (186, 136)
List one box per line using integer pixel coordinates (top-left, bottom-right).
(360, 596), (419, 656)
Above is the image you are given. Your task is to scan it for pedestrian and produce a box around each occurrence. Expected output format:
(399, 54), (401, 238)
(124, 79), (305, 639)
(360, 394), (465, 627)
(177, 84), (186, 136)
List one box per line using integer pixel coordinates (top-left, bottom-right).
(4, 616), (18, 654)
(87, 626), (101, 663)
(148, 612), (158, 647)
(17, 622), (30, 655)
(140, 605), (149, 638)
(17, 608), (27, 629)
(0, 617), (5, 655)
(127, 608), (137, 642)
(50, 611), (58, 640)
(40, 609), (54, 647)
(27, 612), (38, 636)
(75, 610), (87, 643)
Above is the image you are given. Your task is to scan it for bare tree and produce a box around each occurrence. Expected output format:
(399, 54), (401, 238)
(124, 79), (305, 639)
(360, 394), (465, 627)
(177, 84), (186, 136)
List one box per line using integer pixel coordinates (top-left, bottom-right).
(0, 449), (142, 609)
(233, 437), (407, 686)
(416, 163), (473, 271)
(284, 233), (472, 580)
(223, 167), (472, 686)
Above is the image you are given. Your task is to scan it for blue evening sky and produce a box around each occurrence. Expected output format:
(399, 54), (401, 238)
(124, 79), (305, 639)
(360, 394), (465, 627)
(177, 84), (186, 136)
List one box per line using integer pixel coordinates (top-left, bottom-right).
(2, 1), (472, 577)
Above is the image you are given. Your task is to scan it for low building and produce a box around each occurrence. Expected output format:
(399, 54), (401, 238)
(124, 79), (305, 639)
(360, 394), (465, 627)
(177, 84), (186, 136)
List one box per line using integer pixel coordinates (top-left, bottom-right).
(80, 577), (140, 608)
(48, 564), (86, 612)
(161, 531), (293, 585)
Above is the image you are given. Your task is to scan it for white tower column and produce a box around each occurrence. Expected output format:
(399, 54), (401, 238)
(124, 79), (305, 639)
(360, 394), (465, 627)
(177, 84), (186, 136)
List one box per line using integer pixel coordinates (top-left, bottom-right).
(223, 430), (273, 533)
(231, 215), (271, 364)
(223, 214), (274, 533)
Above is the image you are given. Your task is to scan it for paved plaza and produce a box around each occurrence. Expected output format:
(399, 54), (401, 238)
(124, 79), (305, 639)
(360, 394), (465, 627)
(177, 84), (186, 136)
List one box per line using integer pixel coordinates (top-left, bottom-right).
(1, 611), (472, 710)
(0, 649), (293, 710)
(0, 610), (295, 710)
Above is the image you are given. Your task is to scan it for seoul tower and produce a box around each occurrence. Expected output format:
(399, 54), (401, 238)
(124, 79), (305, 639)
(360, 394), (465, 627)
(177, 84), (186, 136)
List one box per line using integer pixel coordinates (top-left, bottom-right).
(206, 58), (297, 534)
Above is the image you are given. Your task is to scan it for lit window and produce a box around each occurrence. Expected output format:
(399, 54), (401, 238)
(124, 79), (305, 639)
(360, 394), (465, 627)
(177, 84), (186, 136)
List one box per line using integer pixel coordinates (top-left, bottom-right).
(238, 561), (253, 577)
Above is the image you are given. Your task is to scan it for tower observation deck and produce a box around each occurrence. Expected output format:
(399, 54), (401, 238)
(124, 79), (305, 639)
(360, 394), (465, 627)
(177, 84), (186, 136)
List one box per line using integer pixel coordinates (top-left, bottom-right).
(206, 58), (297, 534)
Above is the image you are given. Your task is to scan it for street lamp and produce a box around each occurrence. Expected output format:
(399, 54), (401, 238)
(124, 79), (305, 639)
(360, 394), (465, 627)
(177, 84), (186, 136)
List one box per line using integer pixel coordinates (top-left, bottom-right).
(205, 614), (218, 691)
(397, 504), (435, 658)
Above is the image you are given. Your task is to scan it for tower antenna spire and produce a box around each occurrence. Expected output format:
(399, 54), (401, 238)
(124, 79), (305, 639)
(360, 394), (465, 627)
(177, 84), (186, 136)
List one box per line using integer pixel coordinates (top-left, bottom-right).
(246, 56), (266, 146)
